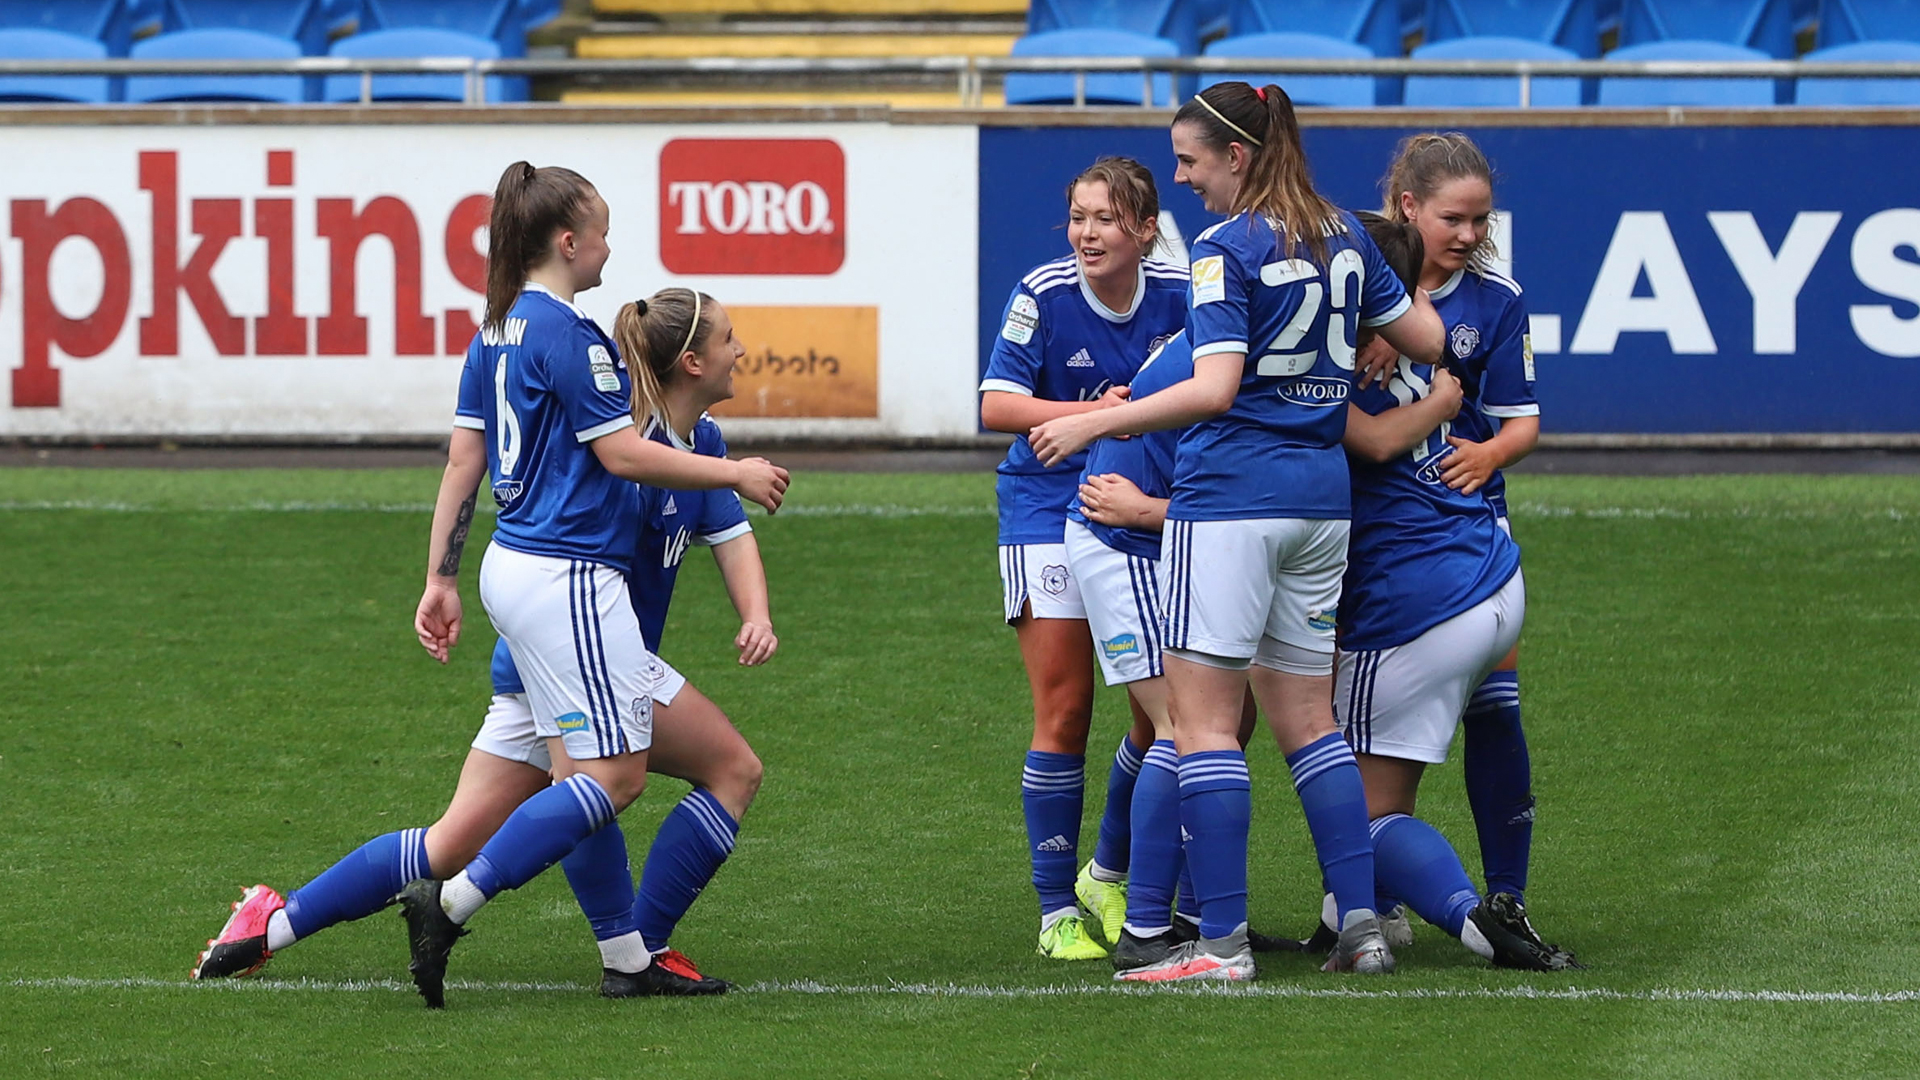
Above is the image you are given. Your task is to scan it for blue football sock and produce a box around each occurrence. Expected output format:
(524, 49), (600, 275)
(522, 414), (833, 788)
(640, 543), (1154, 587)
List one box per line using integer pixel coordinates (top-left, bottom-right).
(1464, 670), (1533, 901)
(633, 788), (738, 952)
(1176, 857), (1199, 924)
(283, 827), (430, 940)
(465, 774), (617, 898)
(1122, 740), (1180, 934)
(560, 819), (636, 942)
(1369, 814), (1480, 938)
(1092, 735), (1146, 876)
(1022, 750), (1085, 917)
(1287, 734), (1375, 929)
(1178, 749), (1251, 940)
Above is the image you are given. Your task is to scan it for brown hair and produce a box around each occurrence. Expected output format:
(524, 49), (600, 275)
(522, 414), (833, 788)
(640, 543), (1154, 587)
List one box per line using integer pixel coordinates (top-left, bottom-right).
(1172, 81), (1340, 264)
(484, 161), (597, 332)
(1380, 132), (1498, 272)
(611, 287), (717, 428)
(1354, 210), (1424, 291)
(1065, 156), (1162, 253)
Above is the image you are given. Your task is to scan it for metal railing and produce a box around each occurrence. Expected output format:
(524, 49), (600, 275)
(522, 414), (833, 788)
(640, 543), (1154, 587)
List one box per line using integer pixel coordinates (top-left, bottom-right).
(2, 54), (1918, 107)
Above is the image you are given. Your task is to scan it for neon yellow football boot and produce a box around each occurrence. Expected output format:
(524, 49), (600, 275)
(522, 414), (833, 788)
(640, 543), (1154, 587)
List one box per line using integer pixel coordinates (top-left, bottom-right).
(1037, 913), (1110, 961)
(1075, 861), (1128, 946)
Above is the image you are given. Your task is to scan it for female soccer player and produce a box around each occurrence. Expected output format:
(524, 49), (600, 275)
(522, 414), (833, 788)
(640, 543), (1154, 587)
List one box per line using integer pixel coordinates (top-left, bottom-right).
(1368, 133), (1542, 916)
(1337, 212), (1576, 972)
(979, 157), (1188, 960)
(189, 163), (785, 1007)
(1030, 82), (1444, 983)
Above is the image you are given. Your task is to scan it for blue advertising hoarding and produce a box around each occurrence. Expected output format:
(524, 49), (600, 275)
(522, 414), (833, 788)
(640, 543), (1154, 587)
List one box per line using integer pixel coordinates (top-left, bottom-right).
(979, 121), (1920, 434)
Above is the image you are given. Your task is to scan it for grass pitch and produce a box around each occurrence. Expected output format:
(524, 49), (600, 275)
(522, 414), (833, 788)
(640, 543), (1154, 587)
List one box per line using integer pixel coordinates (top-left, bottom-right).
(1, 467), (1917, 1078)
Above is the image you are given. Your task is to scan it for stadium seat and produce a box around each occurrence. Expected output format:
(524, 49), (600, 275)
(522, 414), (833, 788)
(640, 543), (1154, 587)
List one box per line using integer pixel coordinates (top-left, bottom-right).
(1225, 1), (1404, 101)
(1026, 0), (1209, 56)
(0, 0), (158, 56)
(1796, 40), (1920, 104)
(1404, 37), (1583, 106)
(1004, 28), (1179, 106)
(124, 28), (306, 102)
(1423, 0), (1600, 57)
(0, 29), (111, 103)
(1818, 0), (1920, 46)
(154, 0), (353, 55)
(1201, 32), (1374, 106)
(353, 0), (561, 59)
(1597, 40), (1775, 104)
(1617, 0), (1798, 58)
(323, 27), (509, 102)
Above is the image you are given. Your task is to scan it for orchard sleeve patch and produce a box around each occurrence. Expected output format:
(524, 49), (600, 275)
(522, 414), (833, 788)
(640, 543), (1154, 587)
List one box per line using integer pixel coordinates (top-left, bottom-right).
(1002, 293), (1040, 345)
(588, 344), (620, 392)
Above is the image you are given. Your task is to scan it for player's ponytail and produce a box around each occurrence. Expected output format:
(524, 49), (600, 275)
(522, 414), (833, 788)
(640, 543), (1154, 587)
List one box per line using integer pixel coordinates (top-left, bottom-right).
(1173, 81), (1338, 265)
(485, 161), (598, 333)
(1380, 132), (1498, 273)
(613, 288), (717, 430)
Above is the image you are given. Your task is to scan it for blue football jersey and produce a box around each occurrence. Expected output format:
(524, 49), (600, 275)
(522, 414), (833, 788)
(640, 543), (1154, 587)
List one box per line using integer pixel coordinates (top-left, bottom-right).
(1171, 211), (1412, 522)
(980, 256), (1188, 545)
(493, 412), (752, 695)
(1429, 267), (1538, 517)
(454, 283), (640, 569)
(1341, 359), (1520, 652)
(1066, 330), (1192, 561)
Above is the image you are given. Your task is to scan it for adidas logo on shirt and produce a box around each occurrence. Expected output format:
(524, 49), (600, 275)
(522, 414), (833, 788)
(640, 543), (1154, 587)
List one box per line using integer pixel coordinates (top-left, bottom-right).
(1065, 348), (1094, 368)
(663, 495), (678, 516)
(1036, 835), (1073, 853)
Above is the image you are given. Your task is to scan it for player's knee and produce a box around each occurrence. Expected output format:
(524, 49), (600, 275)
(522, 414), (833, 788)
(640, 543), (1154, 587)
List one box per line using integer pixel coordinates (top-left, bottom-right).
(592, 757), (650, 810)
(715, 745), (763, 812)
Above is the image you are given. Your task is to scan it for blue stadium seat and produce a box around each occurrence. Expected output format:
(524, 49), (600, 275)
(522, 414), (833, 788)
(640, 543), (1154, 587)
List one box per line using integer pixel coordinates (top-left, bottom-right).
(0, 29), (111, 103)
(1005, 28), (1180, 106)
(1819, 0), (1920, 46)
(1226, 1), (1404, 101)
(352, 0), (560, 59)
(125, 28), (306, 102)
(1025, 0), (1208, 56)
(324, 27), (510, 102)
(154, 0), (352, 55)
(1597, 40), (1775, 104)
(1423, 0), (1600, 57)
(1202, 32), (1375, 106)
(1796, 40), (1920, 103)
(0, 0), (158, 56)
(1405, 37), (1583, 106)
(1617, 0), (1798, 58)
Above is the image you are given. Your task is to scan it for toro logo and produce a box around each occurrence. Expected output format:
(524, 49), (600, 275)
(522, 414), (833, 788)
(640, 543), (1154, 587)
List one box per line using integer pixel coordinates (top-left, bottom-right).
(659, 139), (844, 275)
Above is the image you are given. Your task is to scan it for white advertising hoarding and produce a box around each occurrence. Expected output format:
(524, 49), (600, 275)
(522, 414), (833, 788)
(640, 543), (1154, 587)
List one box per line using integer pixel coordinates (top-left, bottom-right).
(0, 121), (981, 440)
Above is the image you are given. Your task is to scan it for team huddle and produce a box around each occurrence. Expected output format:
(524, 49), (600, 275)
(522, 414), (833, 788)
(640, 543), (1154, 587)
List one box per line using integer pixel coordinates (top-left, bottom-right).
(187, 80), (1573, 1002)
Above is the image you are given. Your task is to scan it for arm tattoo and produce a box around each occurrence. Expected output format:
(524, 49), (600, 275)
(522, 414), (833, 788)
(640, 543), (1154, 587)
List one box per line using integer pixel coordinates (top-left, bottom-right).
(437, 494), (477, 576)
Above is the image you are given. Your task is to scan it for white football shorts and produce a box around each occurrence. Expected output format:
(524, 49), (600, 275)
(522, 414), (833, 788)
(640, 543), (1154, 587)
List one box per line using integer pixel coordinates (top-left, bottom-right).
(479, 542), (655, 761)
(1159, 517), (1349, 665)
(1335, 567), (1526, 764)
(1063, 520), (1163, 686)
(999, 541), (1086, 623)
(470, 656), (686, 774)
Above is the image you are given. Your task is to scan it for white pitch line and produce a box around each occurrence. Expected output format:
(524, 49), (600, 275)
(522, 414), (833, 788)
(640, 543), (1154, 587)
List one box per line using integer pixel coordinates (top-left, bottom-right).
(8, 976), (1917, 1004)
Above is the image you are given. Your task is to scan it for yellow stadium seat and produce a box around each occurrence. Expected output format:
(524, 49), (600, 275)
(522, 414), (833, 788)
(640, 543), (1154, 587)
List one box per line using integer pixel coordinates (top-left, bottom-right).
(577, 33), (1016, 58)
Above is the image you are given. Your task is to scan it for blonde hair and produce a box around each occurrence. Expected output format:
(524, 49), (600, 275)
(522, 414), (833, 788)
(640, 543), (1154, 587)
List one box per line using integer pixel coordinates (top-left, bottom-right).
(1380, 132), (1499, 274)
(1172, 81), (1340, 265)
(610, 288), (717, 429)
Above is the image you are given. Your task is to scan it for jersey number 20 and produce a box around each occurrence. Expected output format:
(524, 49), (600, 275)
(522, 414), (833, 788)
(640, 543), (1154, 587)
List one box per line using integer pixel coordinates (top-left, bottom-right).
(1253, 249), (1364, 378)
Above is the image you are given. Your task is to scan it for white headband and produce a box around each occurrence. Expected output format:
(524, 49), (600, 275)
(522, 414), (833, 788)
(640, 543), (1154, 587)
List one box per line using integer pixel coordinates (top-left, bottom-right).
(1195, 94), (1262, 147)
(679, 288), (702, 358)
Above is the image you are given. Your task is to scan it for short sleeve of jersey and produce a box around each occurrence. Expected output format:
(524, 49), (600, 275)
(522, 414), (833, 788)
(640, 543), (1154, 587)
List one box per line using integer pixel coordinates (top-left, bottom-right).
(453, 344), (487, 430)
(1480, 286), (1539, 419)
(980, 284), (1043, 396)
(549, 322), (634, 443)
(1353, 222), (1414, 328)
(692, 421), (751, 546)
(1186, 234), (1251, 361)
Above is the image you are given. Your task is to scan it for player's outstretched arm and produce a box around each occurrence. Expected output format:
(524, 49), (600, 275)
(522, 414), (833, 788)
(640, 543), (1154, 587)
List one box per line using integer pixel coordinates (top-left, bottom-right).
(1343, 368), (1464, 463)
(711, 533), (777, 666)
(591, 427), (790, 513)
(979, 386), (1129, 434)
(1028, 354), (1240, 467)
(417, 427), (488, 664)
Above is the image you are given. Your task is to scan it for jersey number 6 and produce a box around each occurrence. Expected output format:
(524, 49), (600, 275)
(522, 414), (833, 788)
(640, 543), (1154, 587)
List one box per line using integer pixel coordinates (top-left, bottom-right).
(494, 353), (524, 478)
(1253, 249), (1365, 379)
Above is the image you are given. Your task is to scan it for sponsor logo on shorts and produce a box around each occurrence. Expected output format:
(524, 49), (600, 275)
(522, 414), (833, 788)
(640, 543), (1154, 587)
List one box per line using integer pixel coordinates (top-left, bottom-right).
(1450, 323), (1481, 359)
(1307, 607), (1338, 633)
(555, 711), (590, 733)
(1277, 375), (1350, 408)
(1040, 564), (1070, 596)
(1101, 634), (1140, 659)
